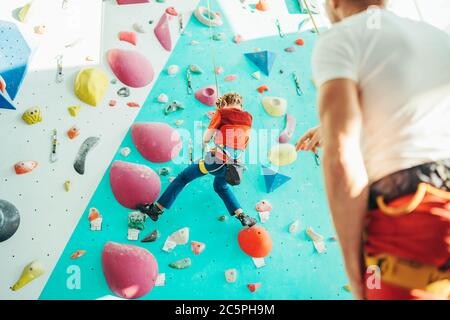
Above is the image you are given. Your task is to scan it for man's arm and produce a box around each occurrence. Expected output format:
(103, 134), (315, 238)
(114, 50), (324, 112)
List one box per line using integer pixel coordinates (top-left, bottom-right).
(319, 79), (369, 299)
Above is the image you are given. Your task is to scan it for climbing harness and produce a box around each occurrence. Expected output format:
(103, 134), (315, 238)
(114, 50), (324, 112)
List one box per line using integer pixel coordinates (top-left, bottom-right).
(50, 129), (58, 163)
(292, 72), (303, 96)
(376, 182), (450, 216)
(186, 68), (193, 95)
(365, 253), (450, 295)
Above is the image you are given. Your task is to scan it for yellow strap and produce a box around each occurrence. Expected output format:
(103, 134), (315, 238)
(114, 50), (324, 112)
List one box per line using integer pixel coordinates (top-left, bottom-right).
(365, 254), (450, 291)
(198, 160), (208, 174)
(376, 183), (450, 216)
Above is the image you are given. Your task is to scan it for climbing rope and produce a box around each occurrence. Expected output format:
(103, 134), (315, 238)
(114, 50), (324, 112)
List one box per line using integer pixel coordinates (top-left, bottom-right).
(206, 0), (221, 96)
(301, 0), (320, 34)
(413, 0), (424, 21)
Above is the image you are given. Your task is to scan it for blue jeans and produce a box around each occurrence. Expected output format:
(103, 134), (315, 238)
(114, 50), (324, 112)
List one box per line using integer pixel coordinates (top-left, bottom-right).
(158, 154), (241, 215)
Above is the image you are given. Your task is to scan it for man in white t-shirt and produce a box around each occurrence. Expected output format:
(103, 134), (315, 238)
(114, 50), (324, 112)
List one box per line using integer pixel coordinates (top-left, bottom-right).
(296, 0), (450, 299)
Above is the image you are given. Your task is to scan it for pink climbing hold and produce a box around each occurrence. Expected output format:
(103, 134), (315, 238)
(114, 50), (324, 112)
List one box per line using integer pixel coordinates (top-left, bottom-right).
(102, 242), (158, 299)
(118, 31), (137, 46)
(117, 0), (149, 4)
(154, 13), (173, 51)
(191, 241), (206, 255)
(107, 49), (154, 88)
(131, 122), (182, 163)
(110, 160), (161, 209)
(165, 7), (178, 16)
(278, 114), (297, 143)
(247, 282), (261, 293)
(255, 200), (272, 212)
(195, 86), (218, 107)
(224, 74), (238, 82)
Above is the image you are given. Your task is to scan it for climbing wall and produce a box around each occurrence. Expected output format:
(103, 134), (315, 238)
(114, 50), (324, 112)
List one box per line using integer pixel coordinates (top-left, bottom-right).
(39, 0), (351, 300)
(0, 0), (200, 300)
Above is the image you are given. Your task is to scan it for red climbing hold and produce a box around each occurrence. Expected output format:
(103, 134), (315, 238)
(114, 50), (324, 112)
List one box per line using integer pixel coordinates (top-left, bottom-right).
(127, 102), (140, 108)
(247, 283), (261, 293)
(238, 226), (272, 258)
(257, 85), (269, 93)
(295, 38), (305, 46)
(118, 31), (137, 46)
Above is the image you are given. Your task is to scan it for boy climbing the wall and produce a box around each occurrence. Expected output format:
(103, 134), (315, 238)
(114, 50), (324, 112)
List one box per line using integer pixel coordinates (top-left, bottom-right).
(137, 93), (257, 227)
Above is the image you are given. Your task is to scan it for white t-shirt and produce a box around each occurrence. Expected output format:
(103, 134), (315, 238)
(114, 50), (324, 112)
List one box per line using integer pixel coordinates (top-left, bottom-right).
(312, 8), (450, 183)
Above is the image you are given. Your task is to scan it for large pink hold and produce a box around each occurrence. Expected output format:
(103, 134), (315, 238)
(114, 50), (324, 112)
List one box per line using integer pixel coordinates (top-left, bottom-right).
(102, 242), (158, 299)
(131, 122), (182, 163)
(154, 13), (173, 51)
(110, 160), (161, 209)
(195, 86), (218, 107)
(117, 0), (149, 5)
(278, 114), (296, 143)
(107, 49), (154, 88)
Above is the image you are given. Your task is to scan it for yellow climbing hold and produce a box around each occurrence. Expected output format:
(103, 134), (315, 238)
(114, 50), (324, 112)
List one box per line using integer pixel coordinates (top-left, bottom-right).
(74, 68), (109, 106)
(22, 107), (42, 125)
(64, 180), (71, 192)
(262, 96), (287, 117)
(11, 260), (45, 291)
(68, 105), (81, 117)
(18, 1), (33, 22)
(268, 144), (297, 166)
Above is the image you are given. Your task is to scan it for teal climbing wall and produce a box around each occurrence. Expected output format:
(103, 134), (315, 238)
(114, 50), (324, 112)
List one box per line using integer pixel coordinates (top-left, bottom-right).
(40, 0), (351, 300)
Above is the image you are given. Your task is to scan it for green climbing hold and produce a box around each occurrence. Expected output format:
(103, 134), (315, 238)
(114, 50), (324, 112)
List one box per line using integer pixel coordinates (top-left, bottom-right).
(141, 229), (160, 243)
(128, 212), (146, 231)
(159, 167), (171, 176)
(212, 32), (226, 41)
(218, 215), (227, 222)
(169, 258), (192, 269)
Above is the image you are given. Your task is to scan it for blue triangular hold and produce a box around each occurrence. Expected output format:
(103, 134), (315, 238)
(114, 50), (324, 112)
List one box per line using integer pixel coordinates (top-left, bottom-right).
(261, 165), (291, 193)
(0, 20), (31, 101)
(244, 50), (276, 76)
(0, 91), (15, 110)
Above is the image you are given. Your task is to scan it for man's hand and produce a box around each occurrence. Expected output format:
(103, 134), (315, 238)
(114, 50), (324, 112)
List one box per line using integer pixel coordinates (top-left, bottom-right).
(296, 126), (321, 152)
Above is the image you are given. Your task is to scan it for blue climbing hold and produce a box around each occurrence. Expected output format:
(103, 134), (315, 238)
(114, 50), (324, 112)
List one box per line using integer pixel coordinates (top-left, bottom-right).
(244, 50), (276, 76)
(0, 20), (32, 109)
(261, 165), (291, 193)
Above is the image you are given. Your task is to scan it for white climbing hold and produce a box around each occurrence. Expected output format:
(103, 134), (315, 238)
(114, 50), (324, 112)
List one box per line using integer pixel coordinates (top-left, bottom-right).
(225, 269), (237, 283)
(174, 119), (184, 126)
(162, 239), (177, 252)
(88, 208), (102, 231)
(194, 6), (223, 27)
(127, 228), (140, 241)
(306, 227), (327, 253)
(289, 219), (299, 233)
(133, 22), (146, 33)
(262, 96), (288, 117)
(258, 211), (270, 223)
(120, 147), (131, 157)
(268, 143), (297, 166)
(252, 71), (261, 80)
(252, 257), (266, 269)
(190, 40), (200, 46)
(167, 65), (179, 75)
(189, 64), (203, 74)
(157, 93), (169, 103)
(168, 227), (189, 245)
(155, 273), (166, 287)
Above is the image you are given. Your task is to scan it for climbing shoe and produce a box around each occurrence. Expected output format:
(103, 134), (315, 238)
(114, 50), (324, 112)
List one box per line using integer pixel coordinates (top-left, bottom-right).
(236, 213), (257, 227)
(136, 203), (162, 222)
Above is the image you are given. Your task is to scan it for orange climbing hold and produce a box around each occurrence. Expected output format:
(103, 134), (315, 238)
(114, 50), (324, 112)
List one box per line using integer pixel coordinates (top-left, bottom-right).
(165, 7), (178, 16)
(257, 85), (269, 93)
(238, 226), (272, 258)
(67, 125), (80, 140)
(88, 208), (101, 222)
(255, 0), (270, 11)
(295, 38), (305, 46)
(70, 250), (86, 259)
(14, 160), (38, 175)
(0, 76), (6, 94)
(247, 282), (261, 293)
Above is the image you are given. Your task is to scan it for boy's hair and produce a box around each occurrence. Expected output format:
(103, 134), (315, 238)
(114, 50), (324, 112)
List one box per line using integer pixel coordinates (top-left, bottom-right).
(216, 92), (243, 109)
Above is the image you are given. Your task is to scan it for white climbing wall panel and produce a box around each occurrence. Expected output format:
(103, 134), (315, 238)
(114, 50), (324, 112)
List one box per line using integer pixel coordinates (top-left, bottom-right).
(0, 0), (200, 300)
